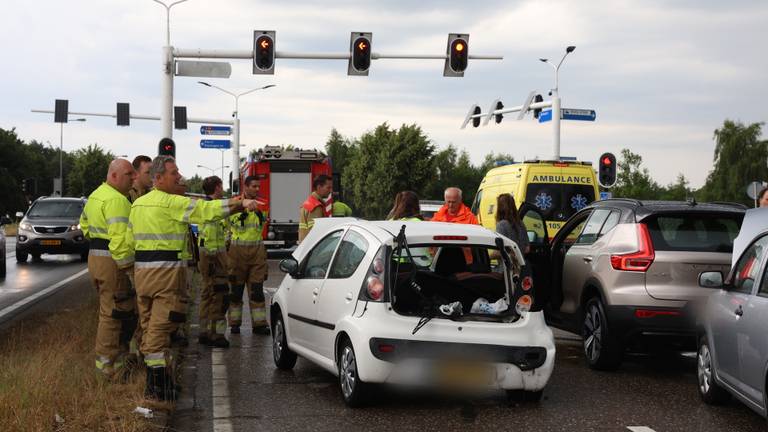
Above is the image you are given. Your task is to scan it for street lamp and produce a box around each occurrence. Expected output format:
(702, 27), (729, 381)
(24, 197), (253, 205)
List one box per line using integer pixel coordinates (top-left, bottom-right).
(197, 164), (230, 177)
(197, 81), (276, 193)
(59, 118), (86, 196)
(539, 45), (575, 160)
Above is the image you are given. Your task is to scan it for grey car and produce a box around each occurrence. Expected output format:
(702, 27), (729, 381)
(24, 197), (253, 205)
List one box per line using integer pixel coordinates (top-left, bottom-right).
(16, 197), (88, 262)
(520, 199), (745, 370)
(698, 207), (768, 417)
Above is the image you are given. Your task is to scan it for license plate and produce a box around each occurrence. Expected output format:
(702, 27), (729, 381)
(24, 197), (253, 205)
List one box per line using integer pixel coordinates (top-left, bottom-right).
(263, 240), (285, 245)
(40, 240), (61, 246)
(435, 362), (496, 387)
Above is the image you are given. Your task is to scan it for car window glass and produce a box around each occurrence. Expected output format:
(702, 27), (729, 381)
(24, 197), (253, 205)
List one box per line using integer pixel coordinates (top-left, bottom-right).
(520, 208), (546, 245)
(732, 235), (768, 294)
(328, 230), (369, 279)
(646, 214), (742, 253)
(598, 210), (621, 239)
(561, 214), (589, 245)
(471, 189), (482, 215)
(28, 201), (84, 218)
(576, 209), (610, 245)
(302, 230), (343, 279)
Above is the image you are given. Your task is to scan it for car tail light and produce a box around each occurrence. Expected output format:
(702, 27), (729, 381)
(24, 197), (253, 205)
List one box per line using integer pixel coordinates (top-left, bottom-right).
(610, 224), (655, 272)
(367, 276), (384, 300)
(634, 309), (681, 319)
(377, 343), (395, 353)
(359, 246), (388, 302)
(433, 235), (468, 241)
(521, 276), (533, 291)
(372, 258), (385, 274)
(515, 295), (533, 314)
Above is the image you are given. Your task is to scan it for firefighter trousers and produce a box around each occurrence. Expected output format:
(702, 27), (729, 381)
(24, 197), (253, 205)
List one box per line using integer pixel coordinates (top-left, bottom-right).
(88, 253), (137, 378)
(198, 251), (229, 340)
(227, 243), (268, 328)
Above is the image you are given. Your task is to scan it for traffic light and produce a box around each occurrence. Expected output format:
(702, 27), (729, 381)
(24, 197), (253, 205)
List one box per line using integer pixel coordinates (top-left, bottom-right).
(599, 152), (617, 187)
(532, 94), (545, 119)
(253, 31), (276, 75)
(116, 102), (130, 126)
(158, 138), (176, 158)
(444, 33), (469, 77)
(348, 32), (372, 76)
(492, 100), (504, 124)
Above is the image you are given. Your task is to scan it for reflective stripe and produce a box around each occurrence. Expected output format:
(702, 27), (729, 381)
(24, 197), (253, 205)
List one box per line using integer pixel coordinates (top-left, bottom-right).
(238, 223), (261, 229)
(221, 199), (232, 217)
(95, 356), (111, 370)
(114, 256), (135, 266)
(182, 199), (198, 223)
(306, 220), (315, 227)
(89, 226), (108, 234)
(106, 216), (129, 225)
(132, 233), (186, 241)
(229, 307), (242, 320)
(135, 261), (186, 269)
(201, 246), (226, 254)
(231, 239), (262, 246)
(251, 309), (266, 321)
(89, 249), (111, 257)
(145, 359), (166, 368)
(298, 223), (309, 229)
(214, 320), (227, 335)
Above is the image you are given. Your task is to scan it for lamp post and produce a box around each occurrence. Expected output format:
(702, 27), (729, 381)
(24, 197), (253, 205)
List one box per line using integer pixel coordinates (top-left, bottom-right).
(197, 164), (230, 177)
(59, 118), (86, 196)
(198, 81), (275, 193)
(152, 0), (188, 140)
(539, 45), (575, 160)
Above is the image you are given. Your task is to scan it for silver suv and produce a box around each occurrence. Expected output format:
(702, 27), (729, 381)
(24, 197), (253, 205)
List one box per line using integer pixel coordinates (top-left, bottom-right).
(16, 197), (88, 262)
(520, 199), (745, 370)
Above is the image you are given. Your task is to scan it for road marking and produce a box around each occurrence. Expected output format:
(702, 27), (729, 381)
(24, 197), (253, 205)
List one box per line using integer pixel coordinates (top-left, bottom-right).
(0, 268), (88, 322)
(212, 348), (233, 432)
(628, 427), (657, 432)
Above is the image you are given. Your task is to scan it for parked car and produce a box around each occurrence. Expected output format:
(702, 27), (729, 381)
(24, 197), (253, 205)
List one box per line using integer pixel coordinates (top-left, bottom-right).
(16, 197), (88, 262)
(697, 207), (768, 418)
(520, 199), (745, 370)
(268, 218), (555, 406)
(0, 214), (12, 278)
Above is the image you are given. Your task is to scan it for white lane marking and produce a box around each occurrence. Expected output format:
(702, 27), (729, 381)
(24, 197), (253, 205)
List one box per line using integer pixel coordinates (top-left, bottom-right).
(0, 268), (88, 321)
(628, 427), (657, 432)
(212, 348), (233, 432)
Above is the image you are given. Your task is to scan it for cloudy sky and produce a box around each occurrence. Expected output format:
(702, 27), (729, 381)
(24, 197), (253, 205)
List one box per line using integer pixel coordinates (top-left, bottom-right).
(1, 0), (766, 190)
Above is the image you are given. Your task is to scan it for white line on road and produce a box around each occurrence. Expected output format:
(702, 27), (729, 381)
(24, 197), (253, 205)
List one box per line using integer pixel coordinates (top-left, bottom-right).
(212, 348), (233, 432)
(0, 268), (89, 322)
(628, 427), (657, 432)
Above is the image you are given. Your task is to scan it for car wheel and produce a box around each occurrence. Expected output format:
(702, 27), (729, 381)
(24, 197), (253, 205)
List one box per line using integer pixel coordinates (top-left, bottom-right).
(506, 389), (544, 403)
(697, 335), (729, 404)
(272, 313), (297, 370)
(16, 250), (28, 263)
(582, 297), (623, 371)
(338, 338), (369, 407)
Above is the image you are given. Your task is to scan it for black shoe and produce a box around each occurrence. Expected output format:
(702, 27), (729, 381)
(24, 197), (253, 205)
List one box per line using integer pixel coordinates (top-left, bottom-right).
(253, 325), (270, 335)
(144, 367), (164, 400)
(209, 338), (230, 348)
(198, 334), (211, 345)
(230, 325), (240, 334)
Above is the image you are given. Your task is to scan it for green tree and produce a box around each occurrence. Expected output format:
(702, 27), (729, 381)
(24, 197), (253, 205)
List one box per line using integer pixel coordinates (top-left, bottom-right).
(67, 144), (114, 197)
(699, 120), (767, 205)
(659, 174), (691, 201)
(611, 148), (662, 200)
(185, 174), (204, 194)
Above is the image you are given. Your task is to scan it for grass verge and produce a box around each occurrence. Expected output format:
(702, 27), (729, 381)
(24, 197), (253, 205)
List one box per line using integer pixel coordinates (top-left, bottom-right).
(0, 296), (171, 431)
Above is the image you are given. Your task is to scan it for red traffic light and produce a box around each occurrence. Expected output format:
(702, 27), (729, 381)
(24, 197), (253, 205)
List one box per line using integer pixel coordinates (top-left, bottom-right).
(602, 156), (612, 166)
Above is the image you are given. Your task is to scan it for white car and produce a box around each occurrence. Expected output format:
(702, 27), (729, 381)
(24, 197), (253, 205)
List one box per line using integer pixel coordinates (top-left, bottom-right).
(268, 218), (555, 406)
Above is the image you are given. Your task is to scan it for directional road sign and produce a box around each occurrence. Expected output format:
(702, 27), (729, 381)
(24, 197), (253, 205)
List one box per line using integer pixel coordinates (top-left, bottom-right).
(538, 108), (597, 123)
(200, 139), (231, 149)
(538, 109), (552, 123)
(200, 125), (232, 135)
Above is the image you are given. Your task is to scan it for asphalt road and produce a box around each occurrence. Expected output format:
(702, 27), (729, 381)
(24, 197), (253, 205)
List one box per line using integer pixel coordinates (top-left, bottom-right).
(172, 260), (768, 432)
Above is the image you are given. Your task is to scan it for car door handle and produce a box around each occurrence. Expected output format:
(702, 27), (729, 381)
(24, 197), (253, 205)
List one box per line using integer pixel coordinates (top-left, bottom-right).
(583, 256), (593, 263)
(345, 292), (353, 301)
(312, 288), (319, 296)
(735, 305), (743, 317)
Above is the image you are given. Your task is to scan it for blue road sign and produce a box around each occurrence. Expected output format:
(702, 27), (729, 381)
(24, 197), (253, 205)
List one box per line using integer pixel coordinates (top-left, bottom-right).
(600, 191), (612, 200)
(200, 139), (231, 149)
(538, 108), (596, 123)
(200, 125), (232, 135)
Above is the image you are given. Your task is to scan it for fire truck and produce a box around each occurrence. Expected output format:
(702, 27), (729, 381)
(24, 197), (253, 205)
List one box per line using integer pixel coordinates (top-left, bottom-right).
(240, 145), (333, 249)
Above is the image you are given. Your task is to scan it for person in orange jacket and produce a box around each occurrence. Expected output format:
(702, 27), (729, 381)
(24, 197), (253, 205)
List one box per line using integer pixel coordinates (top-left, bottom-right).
(430, 187), (479, 225)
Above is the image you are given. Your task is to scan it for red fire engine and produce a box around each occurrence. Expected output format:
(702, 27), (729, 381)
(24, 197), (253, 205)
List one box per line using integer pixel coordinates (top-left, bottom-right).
(240, 145), (333, 249)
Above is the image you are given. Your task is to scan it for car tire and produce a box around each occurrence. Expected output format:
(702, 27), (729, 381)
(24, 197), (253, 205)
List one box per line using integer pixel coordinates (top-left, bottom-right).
(16, 250), (28, 263)
(582, 297), (623, 371)
(697, 335), (730, 405)
(272, 313), (297, 370)
(506, 389), (544, 403)
(338, 337), (369, 408)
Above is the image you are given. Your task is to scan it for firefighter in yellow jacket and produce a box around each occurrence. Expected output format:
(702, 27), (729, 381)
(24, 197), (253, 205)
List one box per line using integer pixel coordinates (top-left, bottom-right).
(298, 174), (333, 242)
(227, 175), (269, 335)
(197, 176), (230, 348)
(128, 156), (261, 400)
(80, 159), (137, 380)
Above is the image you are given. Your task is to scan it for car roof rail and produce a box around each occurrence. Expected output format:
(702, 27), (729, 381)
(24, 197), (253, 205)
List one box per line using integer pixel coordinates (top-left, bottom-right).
(599, 198), (643, 206)
(708, 201), (749, 210)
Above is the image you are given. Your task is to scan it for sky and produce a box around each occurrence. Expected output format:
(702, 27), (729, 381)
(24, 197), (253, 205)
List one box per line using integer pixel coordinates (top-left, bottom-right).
(1, 0), (766, 191)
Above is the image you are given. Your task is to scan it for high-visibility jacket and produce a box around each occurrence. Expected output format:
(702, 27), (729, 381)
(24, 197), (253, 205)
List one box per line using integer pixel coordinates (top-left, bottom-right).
(128, 189), (240, 267)
(80, 182), (134, 268)
(198, 196), (228, 255)
(228, 208), (266, 247)
(431, 203), (479, 225)
(332, 201), (353, 217)
(299, 192), (331, 242)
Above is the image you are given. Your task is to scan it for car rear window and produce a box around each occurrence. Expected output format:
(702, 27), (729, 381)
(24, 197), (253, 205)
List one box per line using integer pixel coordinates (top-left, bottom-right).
(525, 183), (596, 222)
(27, 201), (84, 218)
(644, 213), (743, 253)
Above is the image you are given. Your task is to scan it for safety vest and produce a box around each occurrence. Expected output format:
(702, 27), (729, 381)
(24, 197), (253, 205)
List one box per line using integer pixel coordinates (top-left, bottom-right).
(302, 193), (333, 217)
(129, 189), (236, 268)
(228, 209), (266, 247)
(332, 201), (353, 217)
(198, 197), (228, 255)
(80, 182), (134, 268)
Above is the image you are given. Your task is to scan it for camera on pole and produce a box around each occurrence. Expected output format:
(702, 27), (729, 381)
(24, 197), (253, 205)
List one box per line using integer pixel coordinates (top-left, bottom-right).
(444, 33), (469, 77)
(348, 32), (372, 76)
(158, 138), (176, 158)
(599, 152), (617, 187)
(253, 31), (276, 75)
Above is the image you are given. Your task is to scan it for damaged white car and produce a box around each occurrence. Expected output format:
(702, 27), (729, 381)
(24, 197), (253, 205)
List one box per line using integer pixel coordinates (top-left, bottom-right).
(268, 218), (555, 407)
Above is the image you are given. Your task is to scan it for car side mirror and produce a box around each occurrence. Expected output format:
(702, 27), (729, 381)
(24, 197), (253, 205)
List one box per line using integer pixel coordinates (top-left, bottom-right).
(527, 230), (538, 242)
(15, 212), (23, 219)
(699, 271), (723, 289)
(0, 216), (10, 226)
(279, 258), (300, 278)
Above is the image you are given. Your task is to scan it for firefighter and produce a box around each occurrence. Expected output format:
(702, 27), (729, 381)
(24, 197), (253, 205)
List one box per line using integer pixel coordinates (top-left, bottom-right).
(129, 156), (260, 400)
(80, 159), (137, 380)
(128, 155), (152, 203)
(197, 176), (230, 348)
(298, 174), (333, 242)
(227, 175), (269, 335)
(331, 192), (353, 217)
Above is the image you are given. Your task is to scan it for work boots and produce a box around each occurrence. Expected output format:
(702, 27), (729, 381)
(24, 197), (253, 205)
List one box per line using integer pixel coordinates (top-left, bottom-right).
(144, 367), (178, 402)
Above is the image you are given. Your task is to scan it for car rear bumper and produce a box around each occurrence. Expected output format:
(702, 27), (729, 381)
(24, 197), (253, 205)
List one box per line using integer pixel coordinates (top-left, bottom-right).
(605, 305), (699, 349)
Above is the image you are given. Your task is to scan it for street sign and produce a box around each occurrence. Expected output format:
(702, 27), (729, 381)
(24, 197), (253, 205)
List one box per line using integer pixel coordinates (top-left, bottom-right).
(538, 108), (596, 123)
(175, 60), (232, 78)
(200, 139), (231, 149)
(200, 125), (232, 136)
(600, 191), (612, 200)
(746, 181), (765, 200)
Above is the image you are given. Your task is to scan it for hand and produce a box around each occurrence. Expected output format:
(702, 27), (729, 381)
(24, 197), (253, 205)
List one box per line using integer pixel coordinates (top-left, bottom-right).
(242, 199), (260, 212)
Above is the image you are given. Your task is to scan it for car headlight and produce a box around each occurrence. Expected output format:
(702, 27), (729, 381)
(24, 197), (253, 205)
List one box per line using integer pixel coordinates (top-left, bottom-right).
(69, 224), (81, 231)
(19, 222), (32, 231)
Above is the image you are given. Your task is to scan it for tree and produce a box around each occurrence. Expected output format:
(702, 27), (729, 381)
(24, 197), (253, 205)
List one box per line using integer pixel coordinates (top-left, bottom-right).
(185, 174), (204, 194)
(699, 120), (767, 205)
(67, 144), (114, 197)
(611, 148), (662, 200)
(659, 174), (691, 201)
